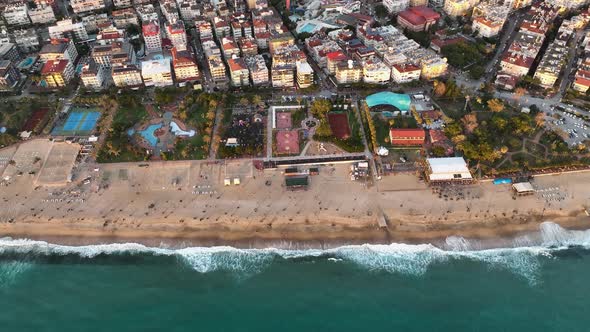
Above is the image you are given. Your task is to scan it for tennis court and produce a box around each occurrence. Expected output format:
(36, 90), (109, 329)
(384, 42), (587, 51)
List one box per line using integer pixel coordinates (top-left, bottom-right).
(52, 108), (101, 136)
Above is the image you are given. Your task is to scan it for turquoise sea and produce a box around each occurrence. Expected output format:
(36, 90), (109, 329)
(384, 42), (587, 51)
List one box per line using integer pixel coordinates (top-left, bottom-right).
(1, 222), (590, 331)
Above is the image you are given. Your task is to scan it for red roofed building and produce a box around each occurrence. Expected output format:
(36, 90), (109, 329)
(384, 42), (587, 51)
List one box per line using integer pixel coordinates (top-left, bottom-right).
(171, 47), (199, 86)
(41, 59), (74, 88)
(142, 20), (162, 53)
(500, 53), (534, 77)
(389, 128), (426, 146)
(228, 57), (250, 87)
(391, 63), (421, 83)
(326, 50), (348, 74)
(397, 6), (440, 32)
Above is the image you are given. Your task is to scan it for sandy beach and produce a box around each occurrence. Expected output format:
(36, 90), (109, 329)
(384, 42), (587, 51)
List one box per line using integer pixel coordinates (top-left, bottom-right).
(1, 141), (589, 248)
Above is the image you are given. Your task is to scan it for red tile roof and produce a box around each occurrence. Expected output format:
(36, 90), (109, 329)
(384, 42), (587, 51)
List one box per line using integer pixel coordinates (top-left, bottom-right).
(41, 59), (69, 75)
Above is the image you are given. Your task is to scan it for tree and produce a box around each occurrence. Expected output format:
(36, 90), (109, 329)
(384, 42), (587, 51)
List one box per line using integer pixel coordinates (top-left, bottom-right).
(206, 110), (216, 121)
(500, 146), (509, 154)
(388, 119), (395, 127)
(433, 80), (447, 97)
(487, 99), (504, 112)
(251, 95), (262, 106)
(534, 112), (545, 128)
(239, 97), (250, 107)
(310, 100), (332, 118)
(375, 4), (388, 18)
(432, 145), (446, 157)
(514, 87), (527, 101)
(444, 122), (462, 137)
(461, 113), (478, 134)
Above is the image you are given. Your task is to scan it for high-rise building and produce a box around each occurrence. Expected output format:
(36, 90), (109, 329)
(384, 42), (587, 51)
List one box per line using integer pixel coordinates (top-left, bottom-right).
(142, 20), (162, 53)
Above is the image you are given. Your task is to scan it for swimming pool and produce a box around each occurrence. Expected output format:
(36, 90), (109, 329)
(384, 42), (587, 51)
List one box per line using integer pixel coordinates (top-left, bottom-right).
(18, 56), (36, 69)
(366, 92), (412, 111)
(76, 64), (84, 75)
(299, 23), (317, 34)
(138, 123), (163, 147)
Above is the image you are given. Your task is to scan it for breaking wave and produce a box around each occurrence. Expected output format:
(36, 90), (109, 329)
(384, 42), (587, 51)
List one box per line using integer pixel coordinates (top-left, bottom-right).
(0, 222), (589, 284)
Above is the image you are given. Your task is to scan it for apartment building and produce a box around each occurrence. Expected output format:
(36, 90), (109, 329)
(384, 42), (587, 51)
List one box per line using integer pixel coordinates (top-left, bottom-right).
(444, 0), (480, 17)
(143, 20), (162, 54)
(91, 41), (135, 68)
(244, 54), (269, 86)
(70, 0), (106, 14)
(112, 64), (143, 88)
(207, 55), (227, 82)
(296, 61), (314, 88)
(160, 0), (180, 23)
(362, 57), (391, 85)
(39, 40), (77, 63)
(166, 20), (187, 50)
(28, 5), (56, 24)
(12, 28), (40, 52)
(391, 63), (421, 83)
(112, 8), (139, 28)
(48, 19), (89, 41)
(112, 0), (132, 8)
(141, 58), (173, 87)
(0, 60), (20, 90)
(41, 59), (74, 87)
(136, 4), (159, 22)
(335, 60), (362, 85)
(383, 0), (410, 14)
(2, 3), (30, 26)
(228, 57), (250, 87)
(81, 59), (108, 90)
(171, 47), (199, 85)
(177, 0), (200, 22)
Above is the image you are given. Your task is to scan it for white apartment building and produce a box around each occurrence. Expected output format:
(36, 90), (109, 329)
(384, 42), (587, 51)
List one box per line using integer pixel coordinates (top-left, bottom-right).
(113, 0), (133, 8)
(335, 60), (362, 85)
(141, 58), (173, 87)
(296, 61), (314, 88)
(245, 54), (269, 86)
(383, 0), (410, 14)
(166, 21), (187, 50)
(81, 59), (108, 90)
(28, 5), (56, 25)
(160, 0), (180, 23)
(2, 3), (30, 27)
(81, 13), (109, 33)
(472, 16), (503, 38)
(112, 64), (143, 87)
(363, 58), (391, 85)
(136, 4), (159, 22)
(70, 0), (106, 14)
(112, 8), (139, 28)
(391, 63), (421, 83)
(13, 28), (40, 52)
(177, 0), (200, 21)
(48, 19), (89, 41)
(444, 0), (480, 17)
(142, 20), (162, 54)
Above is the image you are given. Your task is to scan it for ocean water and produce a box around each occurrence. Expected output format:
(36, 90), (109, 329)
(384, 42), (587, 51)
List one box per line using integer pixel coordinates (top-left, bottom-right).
(1, 222), (590, 331)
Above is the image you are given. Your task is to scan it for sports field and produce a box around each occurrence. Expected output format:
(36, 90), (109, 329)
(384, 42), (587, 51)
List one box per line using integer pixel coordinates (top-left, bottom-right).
(52, 108), (101, 136)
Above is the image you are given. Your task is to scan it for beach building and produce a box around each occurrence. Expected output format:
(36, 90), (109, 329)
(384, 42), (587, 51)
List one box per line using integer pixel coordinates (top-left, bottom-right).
(39, 40), (78, 63)
(41, 59), (74, 88)
(285, 175), (309, 191)
(512, 182), (535, 196)
(425, 157), (473, 184)
(112, 64), (143, 88)
(389, 128), (425, 146)
(171, 47), (199, 86)
(141, 58), (173, 87)
(80, 59), (108, 90)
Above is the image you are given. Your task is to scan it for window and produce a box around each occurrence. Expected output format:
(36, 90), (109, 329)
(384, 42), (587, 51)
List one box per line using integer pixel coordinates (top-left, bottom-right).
(453, 174), (462, 179)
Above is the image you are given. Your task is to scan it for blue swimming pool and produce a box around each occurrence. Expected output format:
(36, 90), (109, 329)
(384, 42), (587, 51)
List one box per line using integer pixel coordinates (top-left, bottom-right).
(366, 92), (412, 111)
(18, 56), (36, 69)
(138, 123), (163, 147)
(300, 23), (317, 34)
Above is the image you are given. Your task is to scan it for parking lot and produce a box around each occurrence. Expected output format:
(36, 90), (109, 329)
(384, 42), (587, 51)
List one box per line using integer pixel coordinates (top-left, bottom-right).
(545, 105), (590, 146)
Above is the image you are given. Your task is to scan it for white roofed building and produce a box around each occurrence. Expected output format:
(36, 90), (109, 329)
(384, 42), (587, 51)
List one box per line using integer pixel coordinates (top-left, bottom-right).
(425, 157), (473, 184)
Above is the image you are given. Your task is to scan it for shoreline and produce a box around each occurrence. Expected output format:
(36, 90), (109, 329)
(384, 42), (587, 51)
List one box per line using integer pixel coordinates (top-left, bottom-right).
(1, 213), (589, 250)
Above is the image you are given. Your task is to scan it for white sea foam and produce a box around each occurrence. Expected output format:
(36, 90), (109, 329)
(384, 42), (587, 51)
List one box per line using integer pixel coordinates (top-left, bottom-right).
(0, 223), (589, 284)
